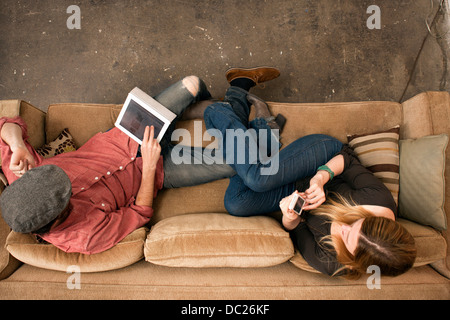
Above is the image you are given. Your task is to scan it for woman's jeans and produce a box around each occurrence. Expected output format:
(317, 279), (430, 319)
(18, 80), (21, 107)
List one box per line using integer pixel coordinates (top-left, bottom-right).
(151, 78), (235, 188)
(204, 86), (343, 216)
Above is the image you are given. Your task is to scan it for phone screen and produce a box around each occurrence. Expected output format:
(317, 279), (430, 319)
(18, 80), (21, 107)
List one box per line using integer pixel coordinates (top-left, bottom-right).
(293, 196), (305, 215)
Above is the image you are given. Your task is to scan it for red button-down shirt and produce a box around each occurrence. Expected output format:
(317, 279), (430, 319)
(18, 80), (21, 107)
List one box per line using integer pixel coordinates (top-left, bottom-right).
(0, 117), (164, 254)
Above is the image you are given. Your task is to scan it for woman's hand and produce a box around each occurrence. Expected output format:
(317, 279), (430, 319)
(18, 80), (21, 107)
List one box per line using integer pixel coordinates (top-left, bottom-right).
(280, 191), (303, 230)
(302, 171), (328, 210)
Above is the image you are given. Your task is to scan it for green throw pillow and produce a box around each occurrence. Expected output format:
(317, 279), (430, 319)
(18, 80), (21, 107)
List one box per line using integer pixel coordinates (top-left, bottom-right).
(398, 134), (448, 230)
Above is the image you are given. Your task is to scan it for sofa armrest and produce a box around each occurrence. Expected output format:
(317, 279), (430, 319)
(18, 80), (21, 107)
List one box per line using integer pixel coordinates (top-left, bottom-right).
(0, 100), (44, 280)
(18, 101), (46, 149)
(0, 186), (22, 280)
(0, 100), (46, 149)
(402, 91), (450, 274)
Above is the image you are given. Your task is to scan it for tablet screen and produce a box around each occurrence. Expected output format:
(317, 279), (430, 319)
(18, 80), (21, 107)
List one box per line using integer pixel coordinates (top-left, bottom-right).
(118, 99), (165, 141)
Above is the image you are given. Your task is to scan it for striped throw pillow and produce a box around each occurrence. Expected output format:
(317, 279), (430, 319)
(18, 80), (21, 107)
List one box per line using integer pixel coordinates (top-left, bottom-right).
(347, 126), (400, 205)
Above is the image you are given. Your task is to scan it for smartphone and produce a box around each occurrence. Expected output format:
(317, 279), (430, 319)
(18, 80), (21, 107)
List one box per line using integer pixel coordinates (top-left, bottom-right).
(288, 193), (306, 215)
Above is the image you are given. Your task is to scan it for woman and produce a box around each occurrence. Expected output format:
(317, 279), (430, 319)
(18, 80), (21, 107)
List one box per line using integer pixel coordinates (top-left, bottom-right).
(204, 66), (416, 279)
(279, 147), (416, 278)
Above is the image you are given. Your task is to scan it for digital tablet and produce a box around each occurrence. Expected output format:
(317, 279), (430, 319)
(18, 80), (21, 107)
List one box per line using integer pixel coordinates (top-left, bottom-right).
(115, 87), (177, 144)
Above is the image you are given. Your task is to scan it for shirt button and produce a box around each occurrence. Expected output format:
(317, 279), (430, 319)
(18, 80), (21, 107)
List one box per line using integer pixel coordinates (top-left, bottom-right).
(95, 177), (99, 180)
(107, 171), (111, 175)
(81, 187), (85, 190)
(119, 166), (123, 170)
(101, 203), (105, 207)
(131, 157), (135, 161)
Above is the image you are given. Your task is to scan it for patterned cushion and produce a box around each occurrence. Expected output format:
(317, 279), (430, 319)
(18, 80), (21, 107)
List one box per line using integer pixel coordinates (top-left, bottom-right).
(347, 126), (400, 205)
(36, 128), (77, 158)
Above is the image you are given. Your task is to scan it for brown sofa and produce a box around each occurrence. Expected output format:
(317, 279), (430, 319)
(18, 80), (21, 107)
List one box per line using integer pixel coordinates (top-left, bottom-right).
(0, 91), (449, 300)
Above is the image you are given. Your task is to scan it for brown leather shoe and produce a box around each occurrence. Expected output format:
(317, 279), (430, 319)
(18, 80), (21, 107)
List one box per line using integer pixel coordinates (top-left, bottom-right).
(225, 66), (280, 84)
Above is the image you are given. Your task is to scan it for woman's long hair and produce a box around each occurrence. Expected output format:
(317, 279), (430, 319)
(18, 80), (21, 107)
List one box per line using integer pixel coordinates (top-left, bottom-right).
(312, 195), (416, 279)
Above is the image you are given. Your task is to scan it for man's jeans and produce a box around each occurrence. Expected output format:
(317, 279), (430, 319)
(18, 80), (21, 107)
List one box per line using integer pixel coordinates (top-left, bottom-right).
(153, 78), (235, 188)
(204, 86), (343, 216)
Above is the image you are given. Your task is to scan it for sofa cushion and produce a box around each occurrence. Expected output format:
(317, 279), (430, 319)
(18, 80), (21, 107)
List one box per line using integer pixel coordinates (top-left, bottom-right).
(144, 213), (294, 268)
(398, 134), (448, 230)
(264, 101), (402, 146)
(5, 227), (148, 272)
(289, 250), (321, 274)
(151, 179), (229, 225)
(347, 126), (400, 205)
(398, 219), (448, 266)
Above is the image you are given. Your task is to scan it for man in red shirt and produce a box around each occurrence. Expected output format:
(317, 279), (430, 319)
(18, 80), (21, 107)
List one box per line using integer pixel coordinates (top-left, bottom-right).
(0, 68), (280, 255)
(0, 75), (236, 254)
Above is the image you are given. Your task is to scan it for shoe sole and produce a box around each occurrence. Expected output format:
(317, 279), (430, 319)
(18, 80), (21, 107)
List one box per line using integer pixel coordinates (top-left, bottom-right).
(225, 66), (280, 84)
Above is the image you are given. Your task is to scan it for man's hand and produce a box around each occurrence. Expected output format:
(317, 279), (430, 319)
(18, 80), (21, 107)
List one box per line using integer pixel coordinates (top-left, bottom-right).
(10, 144), (36, 177)
(1, 122), (36, 177)
(141, 126), (161, 174)
(135, 126), (161, 207)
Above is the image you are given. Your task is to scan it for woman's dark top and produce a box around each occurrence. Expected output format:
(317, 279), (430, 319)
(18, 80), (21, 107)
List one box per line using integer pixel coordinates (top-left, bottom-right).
(290, 145), (397, 276)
